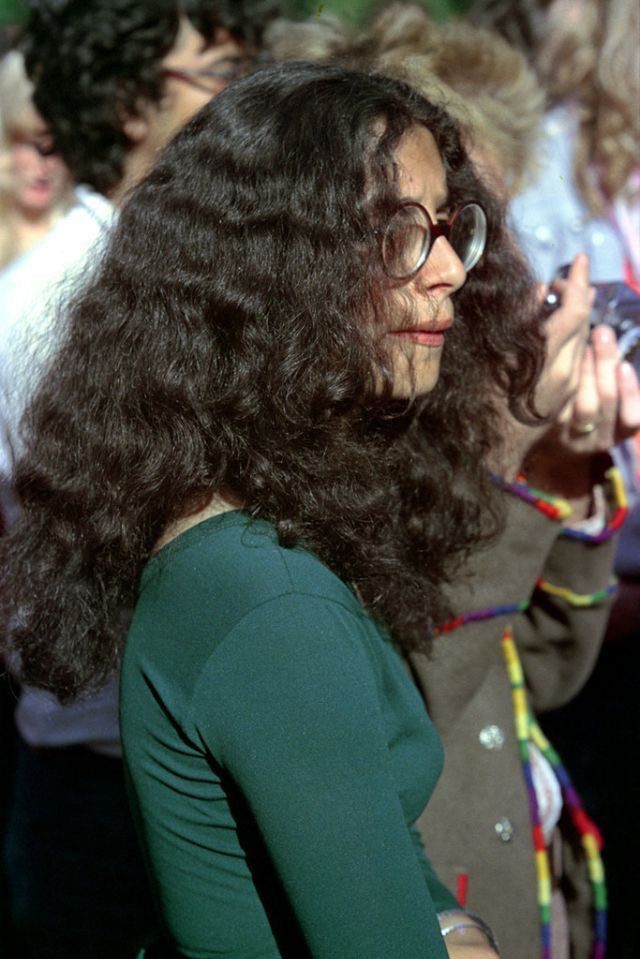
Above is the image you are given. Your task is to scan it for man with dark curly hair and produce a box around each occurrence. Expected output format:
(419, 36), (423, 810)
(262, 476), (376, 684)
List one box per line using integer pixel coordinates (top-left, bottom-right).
(23, 0), (278, 198)
(0, 3), (279, 958)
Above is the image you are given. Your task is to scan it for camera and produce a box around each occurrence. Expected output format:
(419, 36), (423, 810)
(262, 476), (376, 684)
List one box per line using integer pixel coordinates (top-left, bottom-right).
(542, 266), (640, 376)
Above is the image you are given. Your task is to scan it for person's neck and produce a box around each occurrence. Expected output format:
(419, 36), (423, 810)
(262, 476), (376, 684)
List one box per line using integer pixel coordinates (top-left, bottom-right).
(154, 493), (241, 553)
(108, 149), (152, 209)
(10, 204), (65, 257)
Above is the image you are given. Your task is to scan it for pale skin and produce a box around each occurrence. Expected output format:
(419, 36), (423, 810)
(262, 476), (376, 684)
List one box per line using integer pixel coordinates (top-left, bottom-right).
(113, 16), (245, 206)
(385, 125), (467, 398)
(501, 253), (640, 519)
(4, 108), (72, 262)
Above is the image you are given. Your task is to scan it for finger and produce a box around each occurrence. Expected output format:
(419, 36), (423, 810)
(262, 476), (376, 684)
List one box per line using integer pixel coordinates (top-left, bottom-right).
(592, 325), (620, 426)
(567, 252), (590, 286)
(543, 290), (592, 358)
(546, 262), (593, 350)
(616, 361), (640, 436)
(568, 345), (599, 428)
(552, 277), (595, 314)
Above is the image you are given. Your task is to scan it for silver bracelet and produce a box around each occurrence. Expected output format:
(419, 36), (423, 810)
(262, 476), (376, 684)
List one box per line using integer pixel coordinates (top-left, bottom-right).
(438, 910), (500, 954)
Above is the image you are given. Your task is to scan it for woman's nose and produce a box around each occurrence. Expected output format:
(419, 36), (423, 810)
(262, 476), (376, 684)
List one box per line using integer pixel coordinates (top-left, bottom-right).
(421, 235), (466, 291)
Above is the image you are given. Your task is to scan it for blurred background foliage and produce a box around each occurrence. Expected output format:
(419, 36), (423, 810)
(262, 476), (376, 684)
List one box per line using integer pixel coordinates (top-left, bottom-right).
(0, 0), (27, 26)
(0, 0), (472, 27)
(284, 1), (471, 24)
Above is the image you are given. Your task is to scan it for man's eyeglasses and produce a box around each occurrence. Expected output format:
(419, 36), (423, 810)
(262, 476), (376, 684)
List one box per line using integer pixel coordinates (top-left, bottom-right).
(381, 201), (487, 281)
(162, 57), (251, 94)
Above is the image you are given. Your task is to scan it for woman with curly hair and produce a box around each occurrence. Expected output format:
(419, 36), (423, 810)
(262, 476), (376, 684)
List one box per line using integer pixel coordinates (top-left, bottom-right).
(22, 0), (280, 201)
(1, 59), (581, 957)
(264, 12), (640, 955)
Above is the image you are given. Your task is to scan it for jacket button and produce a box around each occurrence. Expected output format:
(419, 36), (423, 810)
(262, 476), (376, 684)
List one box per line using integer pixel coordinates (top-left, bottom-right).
(479, 725), (505, 750)
(495, 817), (514, 842)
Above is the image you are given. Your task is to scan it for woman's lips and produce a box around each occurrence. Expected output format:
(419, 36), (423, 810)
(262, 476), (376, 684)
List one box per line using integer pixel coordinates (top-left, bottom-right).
(389, 321), (453, 347)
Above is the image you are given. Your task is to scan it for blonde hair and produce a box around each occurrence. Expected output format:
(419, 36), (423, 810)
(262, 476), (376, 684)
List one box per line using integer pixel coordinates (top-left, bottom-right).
(471, 0), (640, 212)
(537, 0), (639, 212)
(265, 4), (545, 197)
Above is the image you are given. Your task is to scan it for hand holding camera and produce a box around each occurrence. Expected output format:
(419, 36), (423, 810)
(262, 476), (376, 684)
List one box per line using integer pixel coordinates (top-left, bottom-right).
(538, 256), (640, 451)
(543, 262), (640, 377)
(522, 254), (640, 519)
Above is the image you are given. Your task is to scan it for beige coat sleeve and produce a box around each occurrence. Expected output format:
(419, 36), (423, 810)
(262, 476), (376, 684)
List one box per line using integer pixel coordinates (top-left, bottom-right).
(408, 489), (616, 959)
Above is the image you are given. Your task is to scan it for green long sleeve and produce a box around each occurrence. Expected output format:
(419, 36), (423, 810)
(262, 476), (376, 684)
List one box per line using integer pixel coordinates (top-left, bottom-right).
(121, 512), (453, 958)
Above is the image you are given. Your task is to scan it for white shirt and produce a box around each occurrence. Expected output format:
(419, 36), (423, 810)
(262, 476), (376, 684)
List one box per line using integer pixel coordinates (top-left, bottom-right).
(0, 186), (114, 477)
(0, 186), (120, 752)
(510, 105), (627, 284)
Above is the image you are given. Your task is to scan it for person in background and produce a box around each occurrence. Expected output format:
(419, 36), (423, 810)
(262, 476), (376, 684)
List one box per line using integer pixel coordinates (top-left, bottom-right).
(0, 2), (278, 957)
(471, 0), (639, 288)
(2, 54), (566, 958)
(470, 2), (640, 954)
(265, 5), (640, 956)
(0, 51), (73, 272)
(266, 3), (545, 201)
(0, 46), (77, 959)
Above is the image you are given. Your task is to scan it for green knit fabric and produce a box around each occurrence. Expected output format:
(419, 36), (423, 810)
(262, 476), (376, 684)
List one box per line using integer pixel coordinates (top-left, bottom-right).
(121, 512), (454, 958)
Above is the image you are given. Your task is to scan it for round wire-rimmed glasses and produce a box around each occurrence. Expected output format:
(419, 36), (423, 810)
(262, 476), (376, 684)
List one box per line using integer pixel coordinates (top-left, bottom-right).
(162, 57), (251, 94)
(381, 201), (487, 281)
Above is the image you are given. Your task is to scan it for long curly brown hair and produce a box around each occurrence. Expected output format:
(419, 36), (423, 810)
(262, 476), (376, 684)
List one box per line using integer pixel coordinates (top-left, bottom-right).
(1, 62), (543, 701)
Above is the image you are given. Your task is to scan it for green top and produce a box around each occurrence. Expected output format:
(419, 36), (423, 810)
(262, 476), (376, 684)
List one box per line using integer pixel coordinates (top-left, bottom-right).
(121, 512), (456, 958)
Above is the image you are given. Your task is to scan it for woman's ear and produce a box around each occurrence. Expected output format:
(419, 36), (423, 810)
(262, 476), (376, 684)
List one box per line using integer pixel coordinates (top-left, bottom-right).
(122, 114), (150, 145)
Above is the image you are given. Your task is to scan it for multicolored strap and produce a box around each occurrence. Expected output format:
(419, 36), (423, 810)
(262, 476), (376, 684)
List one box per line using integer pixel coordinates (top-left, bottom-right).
(535, 578), (618, 607)
(560, 468), (628, 543)
(494, 473), (572, 521)
(438, 595), (611, 955)
(497, 466), (628, 543)
(437, 581), (617, 634)
(502, 627), (607, 959)
(437, 599), (529, 633)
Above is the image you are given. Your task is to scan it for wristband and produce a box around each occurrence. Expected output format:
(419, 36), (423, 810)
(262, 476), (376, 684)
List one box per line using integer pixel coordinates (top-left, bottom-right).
(438, 910), (500, 953)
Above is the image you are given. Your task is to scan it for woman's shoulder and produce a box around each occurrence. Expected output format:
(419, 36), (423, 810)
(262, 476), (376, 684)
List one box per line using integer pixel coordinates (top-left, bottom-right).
(143, 510), (356, 606)
(131, 511), (367, 671)
(124, 512), (377, 727)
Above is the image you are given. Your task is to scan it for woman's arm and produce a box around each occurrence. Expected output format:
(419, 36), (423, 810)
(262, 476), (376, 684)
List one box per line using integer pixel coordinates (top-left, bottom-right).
(192, 592), (450, 958)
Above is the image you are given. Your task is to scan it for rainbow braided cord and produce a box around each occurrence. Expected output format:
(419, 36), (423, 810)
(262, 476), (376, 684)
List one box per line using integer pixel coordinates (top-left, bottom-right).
(561, 467), (628, 544)
(502, 626), (553, 958)
(535, 578), (618, 607)
(497, 467), (628, 544)
(502, 627), (607, 959)
(494, 474), (572, 522)
(529, 723), (607, 959)
(437, 599), (529, 633)
(438, 580), (618, 635)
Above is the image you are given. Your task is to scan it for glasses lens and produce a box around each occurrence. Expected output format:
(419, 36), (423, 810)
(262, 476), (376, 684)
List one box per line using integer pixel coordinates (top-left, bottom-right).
(208, 57), (251, 81)
(449, 203), (487, 272)
(382, 205), (429, 280)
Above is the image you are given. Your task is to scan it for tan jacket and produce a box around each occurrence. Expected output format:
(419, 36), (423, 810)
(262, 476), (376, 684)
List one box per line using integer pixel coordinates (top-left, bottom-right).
(410, 492), (616, 958)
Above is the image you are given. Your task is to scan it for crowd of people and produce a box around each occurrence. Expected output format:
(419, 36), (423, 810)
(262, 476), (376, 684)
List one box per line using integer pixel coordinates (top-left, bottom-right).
(0, 2), (638, 958)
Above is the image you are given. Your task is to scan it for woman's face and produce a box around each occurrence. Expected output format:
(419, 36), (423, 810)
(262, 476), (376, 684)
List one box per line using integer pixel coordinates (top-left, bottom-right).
(9, 111), (70, 217)
(382, 125), (466, 399)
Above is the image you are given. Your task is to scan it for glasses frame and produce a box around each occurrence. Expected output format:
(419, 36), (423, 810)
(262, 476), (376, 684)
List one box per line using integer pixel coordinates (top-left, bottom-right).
(381, 200), (487, 282)
(162, 59), (250, 93)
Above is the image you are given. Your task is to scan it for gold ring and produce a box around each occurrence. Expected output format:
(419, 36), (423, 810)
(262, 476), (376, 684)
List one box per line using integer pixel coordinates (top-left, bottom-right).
(572, 421), (598, 435)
